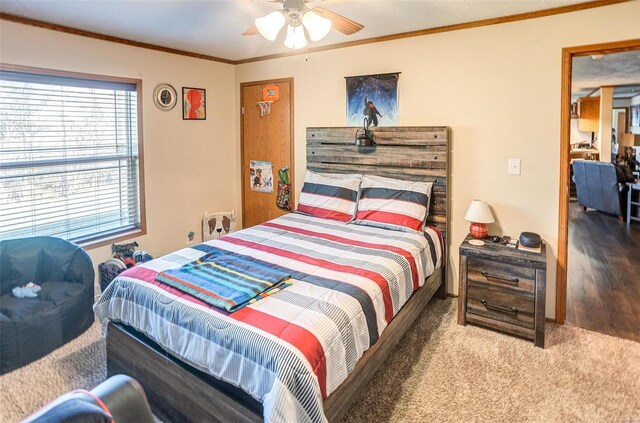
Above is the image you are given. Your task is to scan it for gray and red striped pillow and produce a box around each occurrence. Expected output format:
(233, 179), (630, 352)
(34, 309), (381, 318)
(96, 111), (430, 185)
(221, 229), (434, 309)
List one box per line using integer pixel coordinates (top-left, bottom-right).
(296, 171), (362, 222)
(353, 175), (433, 233)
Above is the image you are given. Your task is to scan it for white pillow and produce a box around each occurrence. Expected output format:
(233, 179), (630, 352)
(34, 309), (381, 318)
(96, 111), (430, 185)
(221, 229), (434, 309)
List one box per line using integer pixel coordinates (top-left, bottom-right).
(296, 171), (363, 222)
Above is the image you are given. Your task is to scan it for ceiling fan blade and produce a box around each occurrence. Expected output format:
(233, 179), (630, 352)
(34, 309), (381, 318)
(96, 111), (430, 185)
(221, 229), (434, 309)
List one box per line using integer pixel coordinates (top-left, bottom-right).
(313, 7), (363, 36)
(243, 26), (258, 36)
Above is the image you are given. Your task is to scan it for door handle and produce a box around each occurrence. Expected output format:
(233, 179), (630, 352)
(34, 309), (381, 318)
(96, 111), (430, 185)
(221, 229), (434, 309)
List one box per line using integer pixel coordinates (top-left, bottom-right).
(481, 299), (518, 315)
(481, 271), (519, 284)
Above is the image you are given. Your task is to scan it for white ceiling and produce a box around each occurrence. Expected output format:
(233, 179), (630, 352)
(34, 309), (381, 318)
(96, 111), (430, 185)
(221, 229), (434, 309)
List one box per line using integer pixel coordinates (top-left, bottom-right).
(0, 0), (593, 62)
(572, 50), (640, 100)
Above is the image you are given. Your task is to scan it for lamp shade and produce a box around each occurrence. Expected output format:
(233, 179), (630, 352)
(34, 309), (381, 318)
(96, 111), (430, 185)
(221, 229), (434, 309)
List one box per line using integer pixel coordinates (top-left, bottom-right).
(284, 24), (308, 49)
(255, 11), (286, 41)
(302, 10), (332, 41)
(464, 200), (494, 224)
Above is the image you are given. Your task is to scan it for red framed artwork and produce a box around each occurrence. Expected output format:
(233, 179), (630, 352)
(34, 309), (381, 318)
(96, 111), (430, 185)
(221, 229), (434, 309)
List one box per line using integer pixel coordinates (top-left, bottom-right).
(182, 87), (206, 120)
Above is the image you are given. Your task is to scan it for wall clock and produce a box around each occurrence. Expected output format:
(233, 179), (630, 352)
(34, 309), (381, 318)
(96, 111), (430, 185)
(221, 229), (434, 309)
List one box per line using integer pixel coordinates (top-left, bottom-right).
(153, 84), (177, 111)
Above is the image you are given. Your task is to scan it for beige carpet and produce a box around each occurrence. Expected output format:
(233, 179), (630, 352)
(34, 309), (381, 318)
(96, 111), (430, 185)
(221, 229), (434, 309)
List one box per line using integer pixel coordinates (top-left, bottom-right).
(1, 298), (639, 422)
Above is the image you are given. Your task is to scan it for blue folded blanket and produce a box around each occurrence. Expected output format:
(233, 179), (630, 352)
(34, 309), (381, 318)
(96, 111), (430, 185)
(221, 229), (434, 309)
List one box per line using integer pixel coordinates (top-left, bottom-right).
(156, 252), (291, 312)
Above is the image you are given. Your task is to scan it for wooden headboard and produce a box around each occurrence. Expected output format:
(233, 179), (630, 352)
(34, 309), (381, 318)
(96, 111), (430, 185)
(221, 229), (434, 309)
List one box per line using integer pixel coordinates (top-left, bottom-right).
(306, 126), (450, 244)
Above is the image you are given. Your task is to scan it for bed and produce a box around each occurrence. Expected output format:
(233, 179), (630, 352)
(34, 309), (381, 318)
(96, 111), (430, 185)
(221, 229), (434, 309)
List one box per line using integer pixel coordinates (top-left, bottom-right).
(96, 126), (450, 423)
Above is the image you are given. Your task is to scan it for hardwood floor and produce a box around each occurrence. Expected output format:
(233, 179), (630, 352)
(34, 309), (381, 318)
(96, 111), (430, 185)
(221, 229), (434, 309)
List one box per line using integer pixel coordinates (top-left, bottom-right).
(567, 201), (640, 342)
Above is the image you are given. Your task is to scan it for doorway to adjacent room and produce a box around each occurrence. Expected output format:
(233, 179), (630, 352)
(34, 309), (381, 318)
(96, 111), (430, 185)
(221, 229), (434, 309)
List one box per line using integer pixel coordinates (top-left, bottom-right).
(557, 39), (640, 342)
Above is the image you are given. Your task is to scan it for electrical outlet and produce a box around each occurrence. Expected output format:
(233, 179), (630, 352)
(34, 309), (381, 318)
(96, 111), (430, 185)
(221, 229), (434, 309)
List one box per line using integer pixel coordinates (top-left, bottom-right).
(187, 231), (195, 245)
(508, 159), (521, 175)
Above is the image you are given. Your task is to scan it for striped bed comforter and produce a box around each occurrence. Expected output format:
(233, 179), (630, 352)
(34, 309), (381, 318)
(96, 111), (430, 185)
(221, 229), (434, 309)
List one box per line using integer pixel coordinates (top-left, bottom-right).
(94, 213), (443, 423)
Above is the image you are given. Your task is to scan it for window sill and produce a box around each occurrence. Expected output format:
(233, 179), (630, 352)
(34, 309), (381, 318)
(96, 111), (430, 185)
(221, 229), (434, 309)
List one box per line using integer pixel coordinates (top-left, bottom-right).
(80, 228), (147, 251)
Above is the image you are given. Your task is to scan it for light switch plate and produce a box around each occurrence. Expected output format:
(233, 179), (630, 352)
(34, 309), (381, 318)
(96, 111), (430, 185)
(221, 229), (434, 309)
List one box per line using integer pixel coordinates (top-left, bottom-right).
(508, 159), (521, 175)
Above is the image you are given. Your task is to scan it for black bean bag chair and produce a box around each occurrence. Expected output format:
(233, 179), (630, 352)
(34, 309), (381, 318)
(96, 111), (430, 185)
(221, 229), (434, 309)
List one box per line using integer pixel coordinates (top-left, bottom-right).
(0, 236), (94, 374)
(23, 374), (154, 423)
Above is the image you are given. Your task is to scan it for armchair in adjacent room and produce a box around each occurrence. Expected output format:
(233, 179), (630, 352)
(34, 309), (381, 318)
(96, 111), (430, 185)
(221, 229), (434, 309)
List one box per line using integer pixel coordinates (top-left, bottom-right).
(572, 160), (629, 220)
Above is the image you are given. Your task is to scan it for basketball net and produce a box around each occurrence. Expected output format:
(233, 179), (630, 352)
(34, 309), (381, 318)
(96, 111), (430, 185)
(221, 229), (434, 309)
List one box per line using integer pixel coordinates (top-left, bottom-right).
(257, 101), (273, 117)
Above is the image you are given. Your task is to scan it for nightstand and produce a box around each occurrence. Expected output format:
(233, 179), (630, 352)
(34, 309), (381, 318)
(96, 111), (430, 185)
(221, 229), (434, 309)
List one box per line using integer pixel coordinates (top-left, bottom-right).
(458, 235), (547, 348)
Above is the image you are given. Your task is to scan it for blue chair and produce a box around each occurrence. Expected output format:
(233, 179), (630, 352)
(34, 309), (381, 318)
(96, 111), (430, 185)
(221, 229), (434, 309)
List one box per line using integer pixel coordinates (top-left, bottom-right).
(572, 160), (628, 220)
(0, 236), (94, 374)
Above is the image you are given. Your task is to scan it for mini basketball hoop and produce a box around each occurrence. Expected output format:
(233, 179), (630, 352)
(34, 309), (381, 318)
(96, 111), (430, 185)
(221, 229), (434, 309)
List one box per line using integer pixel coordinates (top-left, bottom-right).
(262, 84), (280, 103)
(257, 100), (273, 117)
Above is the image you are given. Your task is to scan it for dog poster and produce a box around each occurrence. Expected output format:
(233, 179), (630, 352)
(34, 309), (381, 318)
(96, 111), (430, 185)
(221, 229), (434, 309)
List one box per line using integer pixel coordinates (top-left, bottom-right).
(249, 160), (274, 193)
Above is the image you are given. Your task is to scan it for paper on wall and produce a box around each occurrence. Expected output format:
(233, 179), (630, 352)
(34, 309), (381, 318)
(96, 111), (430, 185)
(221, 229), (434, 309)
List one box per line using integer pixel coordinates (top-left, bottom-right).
(249, 160), (274, 193)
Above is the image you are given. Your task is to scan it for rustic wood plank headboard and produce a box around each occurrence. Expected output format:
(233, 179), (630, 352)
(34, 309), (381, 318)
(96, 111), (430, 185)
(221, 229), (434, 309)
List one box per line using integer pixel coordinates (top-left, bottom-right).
(306, 126), (450, 244)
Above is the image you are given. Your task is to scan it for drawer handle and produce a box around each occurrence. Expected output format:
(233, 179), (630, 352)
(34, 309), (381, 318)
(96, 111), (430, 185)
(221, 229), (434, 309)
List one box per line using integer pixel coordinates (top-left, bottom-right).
(481, 299), (518, 314)
(481, 271), (519, 284)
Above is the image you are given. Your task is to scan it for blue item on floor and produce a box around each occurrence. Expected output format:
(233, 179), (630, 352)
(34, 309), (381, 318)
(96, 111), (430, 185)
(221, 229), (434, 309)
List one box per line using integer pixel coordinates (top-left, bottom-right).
(133, 250), (153, 264)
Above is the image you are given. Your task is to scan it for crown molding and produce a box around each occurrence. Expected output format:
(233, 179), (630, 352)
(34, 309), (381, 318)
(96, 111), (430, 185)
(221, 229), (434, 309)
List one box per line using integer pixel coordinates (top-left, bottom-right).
(0, 0), (631, 66)
(234, 0), (630, 64)
(0, 12), (234, 65)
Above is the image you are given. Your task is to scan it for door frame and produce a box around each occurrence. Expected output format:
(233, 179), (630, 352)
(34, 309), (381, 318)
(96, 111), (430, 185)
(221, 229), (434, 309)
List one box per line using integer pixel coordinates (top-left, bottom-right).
(613, 106), (630, 135)
(240, 77), (295, 228)
(556, 38), (640, 324)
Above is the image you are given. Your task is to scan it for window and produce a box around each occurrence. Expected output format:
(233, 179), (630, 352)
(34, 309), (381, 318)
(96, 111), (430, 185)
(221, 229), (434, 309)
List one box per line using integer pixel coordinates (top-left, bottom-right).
(0, 66), (145, 246)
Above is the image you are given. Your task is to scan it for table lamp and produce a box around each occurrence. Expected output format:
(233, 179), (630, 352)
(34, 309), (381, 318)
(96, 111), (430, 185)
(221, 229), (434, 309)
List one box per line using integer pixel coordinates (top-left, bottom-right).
(464, 200), (494, 239)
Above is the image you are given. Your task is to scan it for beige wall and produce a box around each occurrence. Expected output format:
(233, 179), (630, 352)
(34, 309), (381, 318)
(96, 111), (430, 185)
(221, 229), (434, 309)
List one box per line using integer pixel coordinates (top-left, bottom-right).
(236, 1), (640, 318)
(1, 2), (639, 317)
(598, 87), (614, 161)
(0, 20), (240, 290)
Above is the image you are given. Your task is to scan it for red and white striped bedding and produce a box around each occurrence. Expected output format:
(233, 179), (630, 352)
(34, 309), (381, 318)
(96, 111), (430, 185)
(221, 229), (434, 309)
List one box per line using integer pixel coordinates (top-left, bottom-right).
(94, 213), (443, 423)
(296, 171), (362, 222)
(354, 174), (434, 233)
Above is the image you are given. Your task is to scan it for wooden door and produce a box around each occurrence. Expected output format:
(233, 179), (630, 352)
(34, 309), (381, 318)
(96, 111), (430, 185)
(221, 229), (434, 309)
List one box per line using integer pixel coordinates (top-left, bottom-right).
(617, 110), (627, 134)
(241, 79), (294, 228)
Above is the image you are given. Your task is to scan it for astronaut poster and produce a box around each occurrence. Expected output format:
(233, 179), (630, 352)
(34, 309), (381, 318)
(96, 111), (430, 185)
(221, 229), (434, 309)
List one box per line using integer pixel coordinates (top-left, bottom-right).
(249, 160), (274, 193)
(346, 73), (399, 127)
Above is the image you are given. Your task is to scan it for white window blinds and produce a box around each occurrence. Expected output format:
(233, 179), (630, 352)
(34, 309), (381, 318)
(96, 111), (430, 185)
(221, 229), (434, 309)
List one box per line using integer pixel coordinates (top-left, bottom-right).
(0, 69), (143, 244)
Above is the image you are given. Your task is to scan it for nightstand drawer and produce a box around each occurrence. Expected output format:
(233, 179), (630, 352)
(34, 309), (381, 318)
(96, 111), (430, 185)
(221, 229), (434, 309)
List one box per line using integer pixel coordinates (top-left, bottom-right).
(459, 235), (546, 347)
(468, 257), (535, 293)
(467, 282), (534, 329)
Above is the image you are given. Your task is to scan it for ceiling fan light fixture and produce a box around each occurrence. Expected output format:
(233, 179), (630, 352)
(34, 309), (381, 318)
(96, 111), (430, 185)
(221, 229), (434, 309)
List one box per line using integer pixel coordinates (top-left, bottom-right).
(284, 24), (308, 49)
(302, 10), (332, 41)
(255, 11), (286, 41)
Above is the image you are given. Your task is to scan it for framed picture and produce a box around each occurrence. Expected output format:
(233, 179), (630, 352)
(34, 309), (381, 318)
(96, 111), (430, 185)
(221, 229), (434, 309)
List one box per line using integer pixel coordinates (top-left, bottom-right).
(345, 73), (399, 127)
(249, 160), (274, 193)
(182, 87), (206, 120)
(631, 104), (640, 128)
(153, 84), (177, 111)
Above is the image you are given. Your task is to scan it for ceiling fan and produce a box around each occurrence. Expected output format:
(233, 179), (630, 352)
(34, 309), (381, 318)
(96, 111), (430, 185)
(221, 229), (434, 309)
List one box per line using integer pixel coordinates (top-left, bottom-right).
(243, 0), (364, 49)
